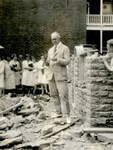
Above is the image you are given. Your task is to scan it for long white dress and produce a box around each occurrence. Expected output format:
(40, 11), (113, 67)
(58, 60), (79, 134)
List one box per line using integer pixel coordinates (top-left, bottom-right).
(22, 60), (35, 86)
(32, 62), (38, 86)
(0, 60), (5, 88)
(4, 61), (15, 90)
(37, 59), (48, 84)
(9, 60), (21, 86)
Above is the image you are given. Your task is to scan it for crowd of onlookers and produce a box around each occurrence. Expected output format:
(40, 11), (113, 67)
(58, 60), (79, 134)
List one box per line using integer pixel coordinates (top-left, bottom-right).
(0, 53), (49, 97)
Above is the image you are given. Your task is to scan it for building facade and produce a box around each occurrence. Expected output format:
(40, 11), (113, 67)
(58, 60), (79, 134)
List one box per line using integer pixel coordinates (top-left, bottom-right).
(86, 0), (113, 53)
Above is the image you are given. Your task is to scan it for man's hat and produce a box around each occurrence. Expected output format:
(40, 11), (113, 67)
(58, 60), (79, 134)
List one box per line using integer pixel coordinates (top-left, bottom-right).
(107, 39), (113, 46)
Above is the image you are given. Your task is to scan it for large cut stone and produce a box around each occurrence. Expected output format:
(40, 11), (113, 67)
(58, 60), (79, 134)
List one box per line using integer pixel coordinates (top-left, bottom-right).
(0, 130), (22, 140)
(97, 133), (113, 143)
(0, 136), (22, 147)
(41, 125), (53, 136)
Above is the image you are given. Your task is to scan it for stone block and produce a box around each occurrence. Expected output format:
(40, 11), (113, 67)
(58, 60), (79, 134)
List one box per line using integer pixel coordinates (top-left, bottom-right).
(0, 130), (22, 140)
(41, 125), (53, 136)
(10, 115), (24, 125)
(87, 58), (100, 64)
(88, 77), (105, 84)
(90, 64), (106, 70)
(99, 85), (109, 91)
(89, 143), (106, 150)
(91, 112), (112, 118)
(90, 84), (100, 91)
(90, 70), (99, 77)
(108, 75), (113, 80)
(61, 131), (73, 140)
(38, 112), (46, 120)
(91, 91), (108, 97)
(91, 97), (100, 103)
(0, 136), (22, 148)
(108, 86), (113, 91)
(91, 118), (107, 126)
(92, 104), (113, 111)
(91, 57), (103, 63)
(101, 98), (113, 104)
(97, 133), (113, 143)
(108, 91), (113, 98)
(107, 80), (113, 85)
(99, 71), (110, 77)
(85, 63), (92, 69)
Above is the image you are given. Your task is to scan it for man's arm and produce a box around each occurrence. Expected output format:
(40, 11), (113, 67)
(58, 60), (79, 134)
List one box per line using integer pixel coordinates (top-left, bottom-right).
(46, 51), (50, 66)
(0, 62), (5, 75)
(57, 47), (70, 66)
(103, 57), (113, 71)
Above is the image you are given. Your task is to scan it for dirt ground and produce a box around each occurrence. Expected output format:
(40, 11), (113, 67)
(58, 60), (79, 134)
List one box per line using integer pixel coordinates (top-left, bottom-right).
(0, 94), (113, 150)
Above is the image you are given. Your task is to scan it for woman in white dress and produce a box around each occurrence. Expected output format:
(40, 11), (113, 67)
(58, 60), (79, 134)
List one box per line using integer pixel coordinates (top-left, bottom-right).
(0, 55), (5, 97)
(31, 56), (38, 95)
(9, 54), (21, 94)
(4, 56), (16, 94)
(37, 55), (49, 95)
(22, 54), (35, 95)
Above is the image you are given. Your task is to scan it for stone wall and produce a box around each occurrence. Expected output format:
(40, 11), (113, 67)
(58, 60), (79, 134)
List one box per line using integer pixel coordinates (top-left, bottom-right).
(69, 54), (113, 127)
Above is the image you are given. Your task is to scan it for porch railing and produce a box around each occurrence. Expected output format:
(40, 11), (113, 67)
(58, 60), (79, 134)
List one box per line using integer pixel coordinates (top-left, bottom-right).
(87, 14), (113, 25)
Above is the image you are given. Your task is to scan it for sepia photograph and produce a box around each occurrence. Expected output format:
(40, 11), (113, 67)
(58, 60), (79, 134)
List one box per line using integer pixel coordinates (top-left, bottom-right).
(0, 0), (113, 149)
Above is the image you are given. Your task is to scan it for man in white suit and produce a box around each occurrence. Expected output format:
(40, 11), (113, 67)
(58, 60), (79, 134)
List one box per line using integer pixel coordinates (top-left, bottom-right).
(47, 32), (70, 122)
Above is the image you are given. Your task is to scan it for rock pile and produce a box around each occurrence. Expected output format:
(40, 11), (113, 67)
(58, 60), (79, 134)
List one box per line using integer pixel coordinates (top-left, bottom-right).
(0, 95), (77, 150)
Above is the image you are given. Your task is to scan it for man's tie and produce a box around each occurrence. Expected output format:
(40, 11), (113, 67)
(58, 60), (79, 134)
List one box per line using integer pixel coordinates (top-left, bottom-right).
(54, 45), (57, 53)
(54, 45), (57, 58)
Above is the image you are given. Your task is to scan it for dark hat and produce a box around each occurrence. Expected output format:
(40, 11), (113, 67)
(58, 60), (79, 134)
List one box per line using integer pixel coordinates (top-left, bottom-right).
(11, 53), (17, 58)
(25, 54), (30, 57)
(25, 54), (31, 60)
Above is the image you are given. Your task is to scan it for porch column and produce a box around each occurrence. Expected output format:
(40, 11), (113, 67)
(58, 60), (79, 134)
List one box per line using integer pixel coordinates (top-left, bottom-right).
(87, 2), (90, 24)
(100, 0), (103, 53)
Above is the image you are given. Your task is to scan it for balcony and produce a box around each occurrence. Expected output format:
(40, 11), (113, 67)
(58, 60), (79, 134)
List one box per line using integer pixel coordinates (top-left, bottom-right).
(87, 14), (113, 30)
(87, 14), (113, 25)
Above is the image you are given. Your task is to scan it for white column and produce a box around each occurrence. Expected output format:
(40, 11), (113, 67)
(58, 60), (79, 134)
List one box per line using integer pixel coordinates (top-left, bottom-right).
(100, 30), (103, 54)
(100, 0), (103, 53)
(87, 2), (90, 24)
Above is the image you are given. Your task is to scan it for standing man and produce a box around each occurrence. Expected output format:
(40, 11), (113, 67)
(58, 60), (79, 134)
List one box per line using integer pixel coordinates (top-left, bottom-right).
(47, 32), (70, 123)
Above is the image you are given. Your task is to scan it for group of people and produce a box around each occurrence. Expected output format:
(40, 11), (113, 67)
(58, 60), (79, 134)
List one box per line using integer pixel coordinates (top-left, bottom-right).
(0, 53), (49, 97)
(0, 31), (71, 123)
(1, 31), (113, 125)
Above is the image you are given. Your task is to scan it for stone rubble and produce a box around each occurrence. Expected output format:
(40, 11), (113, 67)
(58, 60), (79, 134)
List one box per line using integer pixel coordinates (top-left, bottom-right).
(0, 94), (113, 150)
(41, 125), (53, 136)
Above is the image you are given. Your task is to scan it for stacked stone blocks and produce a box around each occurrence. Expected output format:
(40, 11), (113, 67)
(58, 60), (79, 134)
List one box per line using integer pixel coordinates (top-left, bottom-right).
(69, 55), (113, 127)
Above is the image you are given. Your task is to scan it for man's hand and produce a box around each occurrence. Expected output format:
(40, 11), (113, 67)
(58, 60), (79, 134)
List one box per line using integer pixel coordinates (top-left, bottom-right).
(102, 55), (109, 61)
(51, 61), (57, 66)
(102, 53), (113, 60)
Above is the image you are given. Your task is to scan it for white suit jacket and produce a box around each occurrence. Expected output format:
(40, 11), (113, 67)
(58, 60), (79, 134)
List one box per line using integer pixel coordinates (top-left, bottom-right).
(47, 42), (70, 81)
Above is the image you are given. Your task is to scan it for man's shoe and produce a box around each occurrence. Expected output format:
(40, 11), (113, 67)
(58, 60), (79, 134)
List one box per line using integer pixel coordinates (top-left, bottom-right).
(66, 116), (72, 124)
(62, 114), (72, 124)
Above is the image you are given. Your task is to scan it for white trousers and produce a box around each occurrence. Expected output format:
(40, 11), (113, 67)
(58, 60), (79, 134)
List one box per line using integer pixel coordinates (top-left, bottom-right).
(49, 75), (70, 115)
